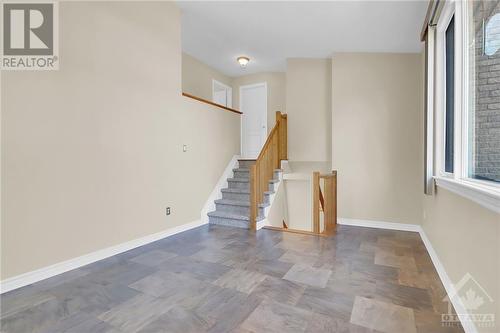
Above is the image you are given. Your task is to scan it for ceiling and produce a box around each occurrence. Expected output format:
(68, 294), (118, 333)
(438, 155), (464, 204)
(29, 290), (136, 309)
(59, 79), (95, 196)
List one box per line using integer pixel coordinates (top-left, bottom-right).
(178, 1), (428, 77)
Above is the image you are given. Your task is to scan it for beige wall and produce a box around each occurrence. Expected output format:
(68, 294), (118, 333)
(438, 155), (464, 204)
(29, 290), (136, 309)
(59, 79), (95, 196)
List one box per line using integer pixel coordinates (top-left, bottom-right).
(331, 52), (499, 330)
(181, 53), (232, 102)
(232, 72), (286, 132)
(423, 189), (500, 333)
(286, 58), (331, 162)
(332, 53), (423, 225)
(1, 1), (240, 279)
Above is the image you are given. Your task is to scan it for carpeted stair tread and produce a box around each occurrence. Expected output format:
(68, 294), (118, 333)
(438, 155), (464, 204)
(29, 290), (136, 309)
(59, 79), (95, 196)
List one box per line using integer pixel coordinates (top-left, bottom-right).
(207, 210), (264, 221)
(214, 199), (269, 208)
(221, 188), (275, 195)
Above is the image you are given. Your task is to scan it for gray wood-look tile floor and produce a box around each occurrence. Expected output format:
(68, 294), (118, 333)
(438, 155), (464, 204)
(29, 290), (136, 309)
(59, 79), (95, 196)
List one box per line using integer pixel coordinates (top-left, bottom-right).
(0, 225), (464, 333)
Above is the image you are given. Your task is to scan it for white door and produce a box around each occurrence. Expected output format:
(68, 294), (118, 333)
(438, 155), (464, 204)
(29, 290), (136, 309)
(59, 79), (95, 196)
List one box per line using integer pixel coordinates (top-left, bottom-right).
(240, 83), (267, 158)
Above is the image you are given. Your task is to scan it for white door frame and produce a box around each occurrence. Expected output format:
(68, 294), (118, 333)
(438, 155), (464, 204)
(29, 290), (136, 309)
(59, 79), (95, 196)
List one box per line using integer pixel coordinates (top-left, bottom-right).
(239, 82), (268, 158)
(212, 79), (232, 108)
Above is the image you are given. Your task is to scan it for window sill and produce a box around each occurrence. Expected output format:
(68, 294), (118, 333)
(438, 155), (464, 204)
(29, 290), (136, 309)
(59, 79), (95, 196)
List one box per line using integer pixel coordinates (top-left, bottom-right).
(434, 176), (500, 214)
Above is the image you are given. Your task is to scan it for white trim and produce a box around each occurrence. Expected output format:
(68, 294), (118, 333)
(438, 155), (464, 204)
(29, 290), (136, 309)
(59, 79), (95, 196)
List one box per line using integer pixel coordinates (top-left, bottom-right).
(459, 0), (469, 181)
(425, 25), (436, 195)
(419, 228), (478, 333)
(453, 0), (464, 182)
(212, 79), (232, 108)
(256, 218), (270, 230)
(337, 218), (478, 333)
(435, 0), (455, 177)
(200, 155), (240, 224)
(337, 218), (420, 232)
(434, 176), (500, 214)
(239, 82), (268, 159)
(0, 219), (206, 294)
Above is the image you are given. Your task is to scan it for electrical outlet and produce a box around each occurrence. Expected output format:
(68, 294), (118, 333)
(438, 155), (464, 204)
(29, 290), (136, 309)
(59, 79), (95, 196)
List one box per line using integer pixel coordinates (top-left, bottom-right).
(166, 207), (171, 215)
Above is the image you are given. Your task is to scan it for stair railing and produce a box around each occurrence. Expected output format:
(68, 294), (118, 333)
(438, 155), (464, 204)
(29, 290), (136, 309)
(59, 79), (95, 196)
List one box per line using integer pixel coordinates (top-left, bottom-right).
(249, 111), (288, 230)
(312, 171), (337, 234)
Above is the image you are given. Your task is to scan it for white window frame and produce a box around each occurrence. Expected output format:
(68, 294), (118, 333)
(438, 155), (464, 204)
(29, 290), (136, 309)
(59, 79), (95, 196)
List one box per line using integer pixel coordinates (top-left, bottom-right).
(435, 0), (458, 179)
(433, 0), (500, 213)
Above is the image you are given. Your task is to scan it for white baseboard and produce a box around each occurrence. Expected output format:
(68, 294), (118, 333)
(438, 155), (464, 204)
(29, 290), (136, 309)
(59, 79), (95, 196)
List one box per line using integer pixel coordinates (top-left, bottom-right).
(201, 155), (240, 224)
(256, 218), (270, 230)
(418, 228), (478, 333)
(0, 219), (206, 294)
(338, 218), (421, 232)
(337, 217), (478, 333)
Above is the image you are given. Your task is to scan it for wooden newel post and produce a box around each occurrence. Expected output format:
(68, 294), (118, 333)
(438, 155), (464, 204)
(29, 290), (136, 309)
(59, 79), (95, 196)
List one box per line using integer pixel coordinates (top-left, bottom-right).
(250, 164), (257, 231)
(312, 171), (320, 233)
(324, 176), (333, 232)
(282, 114), (287, 160)
(333, 170), (337, 229)
(275, 111), (281, 164)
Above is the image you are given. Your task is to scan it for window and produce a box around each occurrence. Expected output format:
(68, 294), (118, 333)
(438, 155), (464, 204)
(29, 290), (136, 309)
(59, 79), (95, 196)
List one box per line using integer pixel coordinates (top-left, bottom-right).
(467, 2), (500, 183)
(427, 0), (500, 213)
(445, 16), (455, 174)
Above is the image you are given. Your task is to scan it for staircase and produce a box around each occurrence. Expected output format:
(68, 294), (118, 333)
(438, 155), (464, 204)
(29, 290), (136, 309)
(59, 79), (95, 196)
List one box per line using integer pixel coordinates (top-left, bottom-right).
(208, 159), (282, 229)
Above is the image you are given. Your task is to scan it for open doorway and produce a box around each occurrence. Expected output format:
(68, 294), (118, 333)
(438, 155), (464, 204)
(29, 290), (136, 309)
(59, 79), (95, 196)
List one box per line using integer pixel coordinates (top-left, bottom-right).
(212, 79), (232, 108)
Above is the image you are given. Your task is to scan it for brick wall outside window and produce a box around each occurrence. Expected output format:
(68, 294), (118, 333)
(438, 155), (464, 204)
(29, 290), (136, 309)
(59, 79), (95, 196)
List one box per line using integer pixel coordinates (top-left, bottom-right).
(472, 1), (500, 182)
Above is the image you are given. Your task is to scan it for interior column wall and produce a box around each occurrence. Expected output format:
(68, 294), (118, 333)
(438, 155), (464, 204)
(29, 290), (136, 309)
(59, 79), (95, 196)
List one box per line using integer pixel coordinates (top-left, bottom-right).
(286, 58), (332, 162)
(331, 53), (423, 225)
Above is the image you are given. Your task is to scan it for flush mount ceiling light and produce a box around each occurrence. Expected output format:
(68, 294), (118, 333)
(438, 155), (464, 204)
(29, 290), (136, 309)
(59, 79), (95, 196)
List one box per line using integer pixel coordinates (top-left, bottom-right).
(237, 56), (250, 68)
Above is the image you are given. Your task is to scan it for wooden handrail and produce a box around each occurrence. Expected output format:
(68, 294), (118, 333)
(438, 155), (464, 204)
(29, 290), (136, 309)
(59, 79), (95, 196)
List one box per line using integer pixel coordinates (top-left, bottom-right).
(249, 111), (288, 230)
(182, 92), (243, 114)
(313, 170), (337, 234)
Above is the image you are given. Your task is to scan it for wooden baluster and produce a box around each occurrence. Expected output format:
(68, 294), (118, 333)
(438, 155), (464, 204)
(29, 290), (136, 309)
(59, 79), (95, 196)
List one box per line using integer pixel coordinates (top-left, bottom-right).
(255, 163), (260, 204)
(275, 134), (279, 169)
(276, 112), (280, 162)
(282, 114), (287, 160)
(267, 146), (272, 188)
(312, 171), (320, 233)
(261, 156), (266, 203)
(324, 175), (333, 233)
(273, 134), (278, 170)
(333, 170), (337, 229)
(258, 160), (266, 202)
(250, 165), (257, 231)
